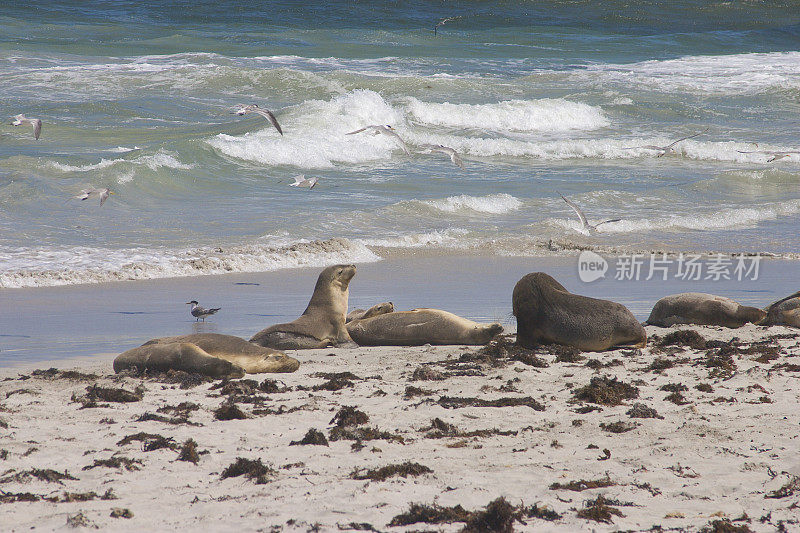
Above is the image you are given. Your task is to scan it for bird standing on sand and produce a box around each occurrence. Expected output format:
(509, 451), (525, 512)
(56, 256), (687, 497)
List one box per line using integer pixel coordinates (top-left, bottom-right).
(73, 187), (113, 206)
(418, 143), (465, 169)
(289, 175), (319, 189)
(559, 193), (621, 235)
(624, 128), (708, 157)
(186, 300), (221, 322)
(736, 149), (800, 162)
(234, 104), (283, 135)
(11, 114), (42, 140)
(346, 125), (410, 155)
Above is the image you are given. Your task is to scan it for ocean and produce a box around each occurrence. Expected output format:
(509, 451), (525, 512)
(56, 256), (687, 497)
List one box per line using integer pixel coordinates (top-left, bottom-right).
(2, 1), (800, 289)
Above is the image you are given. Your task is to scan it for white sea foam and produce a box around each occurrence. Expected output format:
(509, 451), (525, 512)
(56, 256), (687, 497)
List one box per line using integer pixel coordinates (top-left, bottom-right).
(584, 51), (800, 95)
(404, 97), (609, 132)
(48, 151), (193, 173)
(552, 199), (800, 234)
(418, 194), (523, 214)
(359, 228), (471, 249)
(0, 238), (381, 289)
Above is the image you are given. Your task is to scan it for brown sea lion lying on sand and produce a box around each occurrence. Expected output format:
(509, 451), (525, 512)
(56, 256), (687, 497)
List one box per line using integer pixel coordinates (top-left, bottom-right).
(646, 292), (766, 328)
(346, 302), (394, 323)
(114, 333), (300, 378)
(250, 264), (357, 350)
(346, 308), (503, 346)
(513, 272), (646, 351)
(761, 290), (800, 327)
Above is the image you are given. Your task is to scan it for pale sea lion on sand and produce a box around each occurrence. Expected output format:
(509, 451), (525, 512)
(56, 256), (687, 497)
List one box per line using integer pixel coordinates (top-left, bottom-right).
(346, 302), (394, 323)
(761, 290), (800, 328)
(513, 272), (646, 351)
(250, 264), (357, 350)
(114, 333), (299, 378)
(346, 308), (503, 346)
(646, 292), (766, 328)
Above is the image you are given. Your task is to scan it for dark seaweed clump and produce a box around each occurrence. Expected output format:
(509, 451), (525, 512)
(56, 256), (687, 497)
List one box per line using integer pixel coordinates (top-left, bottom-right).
(572, 376), (639, 406)
(626, 403), (664, 419)
(599, 421), (638, 433)
(177, 439), (201, 464)
(389, 503), (473, 526)
(116, 432), (177, 451)
(290, 428), (329, 446)
(576, 495), (625, 523)
(214, 402), (247, 420)
(0, 468), (78, 484)
(549, 477), (615, 491)
(31, 368), (99, 381)
(328, 426), (404, 443)
(330, 406), (369, 427)
(220, 457), (275, 484)
(700, 519), (755, 533)
(350, 462), (432, 482)
(656, 329), (708, 350)
(82, 457), (142, 471)
(765, 476), (800, 499)
(437, 396), (545, 411)
(461, 497), (518, 533)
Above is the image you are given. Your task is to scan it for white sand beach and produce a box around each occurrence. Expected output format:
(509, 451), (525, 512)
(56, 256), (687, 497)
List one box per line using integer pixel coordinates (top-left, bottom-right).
(2, 322), (799, 532)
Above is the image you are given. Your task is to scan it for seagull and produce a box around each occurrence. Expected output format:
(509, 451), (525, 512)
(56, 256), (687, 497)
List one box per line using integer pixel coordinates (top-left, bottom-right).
(559, 193), (621, 235)
(234, 104), (283, 135)
(11, 114), (42, 140)
(186, 300), (221, 322)
(418, 144), (465, 169)
(289, 175), (319, 189)
(736, 149), (800, 162)
(624, 128), (708, 157)
(435, 15), (463, 35)
(73, 187), (113, 206)
(346, 124), (410, 155)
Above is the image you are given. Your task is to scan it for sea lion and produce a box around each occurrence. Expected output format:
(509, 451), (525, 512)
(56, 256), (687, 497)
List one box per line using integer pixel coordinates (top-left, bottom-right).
(346, 302), (394, 323)
(646, 292), (766, 328)
(113, 333), (299, 378)
(761, 290), (800, 328)
(513, 272), (646, 351)
(346, 308), (503, 346)
(250, 264), (357, 350)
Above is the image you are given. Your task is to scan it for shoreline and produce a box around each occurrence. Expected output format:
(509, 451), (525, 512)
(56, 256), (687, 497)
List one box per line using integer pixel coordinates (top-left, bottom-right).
(2, 253), (798, 368)
(1, 324), (799, 531)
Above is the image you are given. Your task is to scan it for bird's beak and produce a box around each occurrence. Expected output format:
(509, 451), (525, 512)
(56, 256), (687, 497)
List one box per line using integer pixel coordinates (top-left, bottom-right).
(109, 191), (115, 195)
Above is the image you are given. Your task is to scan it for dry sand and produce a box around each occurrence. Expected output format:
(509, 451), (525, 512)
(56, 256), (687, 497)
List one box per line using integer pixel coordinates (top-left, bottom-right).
(1, 324), (799, 532)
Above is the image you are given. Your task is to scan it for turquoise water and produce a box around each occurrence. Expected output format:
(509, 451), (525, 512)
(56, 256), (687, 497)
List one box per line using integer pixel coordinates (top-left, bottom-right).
(2, 1), (800, 288)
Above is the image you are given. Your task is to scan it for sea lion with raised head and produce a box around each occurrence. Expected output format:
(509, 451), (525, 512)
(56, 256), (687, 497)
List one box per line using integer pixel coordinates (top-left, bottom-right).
(250, 264), (357, 349)
(646, 292), (766, 328)
(113, 333), (299, 378)
(513, 272), (646, 351)
(346, 302), (394, 323)
(761, 290), (800, 328)
(346, 308), (503, 346)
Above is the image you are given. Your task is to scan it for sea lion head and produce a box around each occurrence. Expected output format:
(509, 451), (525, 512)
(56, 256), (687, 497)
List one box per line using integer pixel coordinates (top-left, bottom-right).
(305, 264), (356, 314)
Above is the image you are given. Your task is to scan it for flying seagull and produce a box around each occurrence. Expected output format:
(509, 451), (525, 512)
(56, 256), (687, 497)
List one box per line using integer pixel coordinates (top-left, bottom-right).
(559, 193), (620, 235)
(234, 104), (283, 135)
(419, 144), (465, 169)
(186, 300), (221, 322)
(434, 15), (464, 35)
(736, 149), (800, 162)
(73, 187), (113, 206)
(11, 114), (42, 140)
(346, 124), (410, 155)
(289, 175), (319, 189)
(624, 128), (709, 157)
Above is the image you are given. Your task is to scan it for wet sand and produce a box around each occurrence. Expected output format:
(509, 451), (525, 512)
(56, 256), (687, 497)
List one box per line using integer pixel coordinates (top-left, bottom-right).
(1, 253), (796, 367)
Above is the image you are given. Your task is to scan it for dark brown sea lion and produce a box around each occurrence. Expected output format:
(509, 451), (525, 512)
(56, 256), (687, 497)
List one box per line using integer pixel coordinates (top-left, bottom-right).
(513, 272), (646, 351)
(250, 264), (357, 349)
